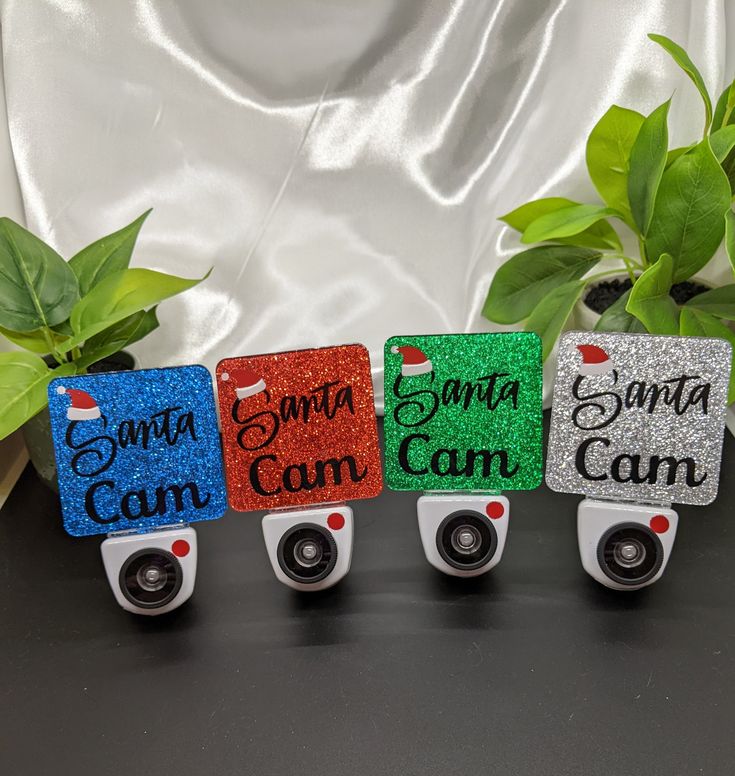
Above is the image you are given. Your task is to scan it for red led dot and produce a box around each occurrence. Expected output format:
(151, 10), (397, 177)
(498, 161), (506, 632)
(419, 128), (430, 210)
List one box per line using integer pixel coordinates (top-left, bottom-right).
(649, 515), (669, 534)
(172, 539), (190, 557)
(327, 512), (345, 530)
(486, 501), (505, 519)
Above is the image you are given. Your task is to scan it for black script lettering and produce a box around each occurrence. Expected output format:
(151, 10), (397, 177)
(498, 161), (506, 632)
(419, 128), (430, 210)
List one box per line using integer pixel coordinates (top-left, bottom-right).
(85, 480), (119, 524)
(85, 479), (210, 525)
(441, 373), (519, 411)
(575, 437), (610, 481)
(647, 455), (706, 486)
(280, 381), (354, 423)
(398, 432), (519, 479)
(66, 418), (116, 477)
(393, 375), (439, 428)
(575, 436), (707, 487)
(249, 454), (281, 496)
(233, 396), (279, 451)
(624, 375), (710, 416)
(398, 433), (430, 474)
(249, 453), (368, 496)
(572, 376), (622, 431)
(118, 406), (196, 449)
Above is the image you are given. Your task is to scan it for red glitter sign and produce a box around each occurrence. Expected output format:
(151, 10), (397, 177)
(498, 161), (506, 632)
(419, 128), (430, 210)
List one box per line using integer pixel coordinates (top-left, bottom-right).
(217, 344), (383, 512)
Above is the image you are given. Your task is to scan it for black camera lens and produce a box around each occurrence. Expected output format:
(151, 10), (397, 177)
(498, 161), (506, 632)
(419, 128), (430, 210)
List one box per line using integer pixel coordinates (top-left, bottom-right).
(119, 549), (183, 609)
(436, 511), (497, 571)
(597, 522), (664, 586)
(277, 524), (337, 584)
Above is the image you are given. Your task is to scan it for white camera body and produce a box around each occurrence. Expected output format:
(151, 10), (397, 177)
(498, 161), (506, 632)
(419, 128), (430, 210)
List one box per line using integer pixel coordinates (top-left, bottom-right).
(262, 505), (353, 591)
(100, 525), (197, 615)
(417, 493), (510, 577)
(577, 499), (678, 590)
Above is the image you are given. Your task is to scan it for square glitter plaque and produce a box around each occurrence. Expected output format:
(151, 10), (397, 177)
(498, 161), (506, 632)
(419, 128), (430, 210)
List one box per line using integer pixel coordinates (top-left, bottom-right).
(48, 366), (227, 537)
(383, 333), (543, 492)
(217, 344), (383, 512)
(546, 332), (732, 506)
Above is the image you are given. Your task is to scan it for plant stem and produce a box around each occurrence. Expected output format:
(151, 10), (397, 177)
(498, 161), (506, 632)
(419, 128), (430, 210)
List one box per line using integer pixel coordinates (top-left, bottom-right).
(584, 268), (635, 284)
(637, 235), (648, 267)
(620, 256), (638, 284)
(607, 254), (644, 270)
(41, 327), (65, 365)
(723, 105), (734, 128)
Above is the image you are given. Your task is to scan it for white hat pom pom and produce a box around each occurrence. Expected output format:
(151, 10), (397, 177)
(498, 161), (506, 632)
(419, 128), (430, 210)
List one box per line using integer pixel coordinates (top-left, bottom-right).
(56, 386), (66, 394)
(221, 372), (229, 381)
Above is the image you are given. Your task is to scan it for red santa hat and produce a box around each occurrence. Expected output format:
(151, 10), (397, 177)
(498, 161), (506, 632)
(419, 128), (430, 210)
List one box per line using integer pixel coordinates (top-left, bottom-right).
(56, 386), (101, 421)
(221, 366), (266, 399)
(391, 344), (433, 376)
(576, 344), (613, 375)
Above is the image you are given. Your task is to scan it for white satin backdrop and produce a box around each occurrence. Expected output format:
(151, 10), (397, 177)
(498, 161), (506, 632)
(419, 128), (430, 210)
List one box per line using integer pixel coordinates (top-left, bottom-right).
(1, 0), (734, 410)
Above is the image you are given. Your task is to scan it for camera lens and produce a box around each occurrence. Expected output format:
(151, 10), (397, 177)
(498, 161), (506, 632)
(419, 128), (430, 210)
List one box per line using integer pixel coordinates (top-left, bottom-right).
(597, 522), (664, 586)
(119, 549), (183, 609)
(436, 511), (497, 571)
(277, 524), (337, 584)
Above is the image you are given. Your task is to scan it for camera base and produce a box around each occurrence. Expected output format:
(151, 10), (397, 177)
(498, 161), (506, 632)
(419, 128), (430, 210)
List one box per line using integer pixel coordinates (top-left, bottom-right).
(262, 505), (353, 591)
(100, 525), (197, 615)
(417, 493), (510, 577)
(577, 499), (678, 590)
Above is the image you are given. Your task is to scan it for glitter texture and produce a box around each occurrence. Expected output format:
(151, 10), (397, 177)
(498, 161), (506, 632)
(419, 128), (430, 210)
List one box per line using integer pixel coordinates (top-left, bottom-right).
(217, 344), (383, 512)
(48, 366), (227, 537)
(383, 333), (543, 491)
(546, 332), (732, 506)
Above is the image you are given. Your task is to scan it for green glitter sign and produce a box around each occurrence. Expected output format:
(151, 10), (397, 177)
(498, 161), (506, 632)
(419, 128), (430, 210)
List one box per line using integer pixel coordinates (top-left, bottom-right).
(383, 333), (543, 492)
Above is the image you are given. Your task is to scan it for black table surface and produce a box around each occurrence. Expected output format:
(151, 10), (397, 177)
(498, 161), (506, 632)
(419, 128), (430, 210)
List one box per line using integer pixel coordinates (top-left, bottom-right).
(2, 417), (734, 776)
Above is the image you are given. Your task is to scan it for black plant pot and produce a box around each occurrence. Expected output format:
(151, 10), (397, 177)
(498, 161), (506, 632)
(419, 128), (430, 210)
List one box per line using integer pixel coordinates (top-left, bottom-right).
(22, 351), (136, 491)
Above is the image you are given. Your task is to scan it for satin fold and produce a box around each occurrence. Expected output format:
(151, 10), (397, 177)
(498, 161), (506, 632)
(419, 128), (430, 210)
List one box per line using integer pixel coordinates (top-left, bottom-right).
(1, 0), (732, 410)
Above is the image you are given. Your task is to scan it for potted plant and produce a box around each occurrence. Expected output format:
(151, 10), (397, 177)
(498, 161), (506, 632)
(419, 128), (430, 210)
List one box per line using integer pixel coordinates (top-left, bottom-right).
(0, 211), (208, 488)
(483, 33), (735, 414)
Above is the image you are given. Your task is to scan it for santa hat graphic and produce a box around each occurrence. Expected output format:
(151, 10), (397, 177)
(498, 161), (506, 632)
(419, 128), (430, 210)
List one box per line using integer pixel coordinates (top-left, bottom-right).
(576, 344), (613, 375)
(391, 344), (433, 376)
(56, 386), (101, 421)
(221, 366), (266, 399)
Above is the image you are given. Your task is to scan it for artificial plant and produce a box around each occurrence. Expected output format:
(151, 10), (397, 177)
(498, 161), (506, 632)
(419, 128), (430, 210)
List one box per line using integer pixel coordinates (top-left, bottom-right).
(483, 33), (735, 402)
(0, 210), (208, 438)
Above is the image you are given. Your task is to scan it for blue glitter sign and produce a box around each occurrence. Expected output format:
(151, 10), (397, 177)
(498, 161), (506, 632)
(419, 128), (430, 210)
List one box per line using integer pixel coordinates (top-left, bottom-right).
(48, 366), (227, 537)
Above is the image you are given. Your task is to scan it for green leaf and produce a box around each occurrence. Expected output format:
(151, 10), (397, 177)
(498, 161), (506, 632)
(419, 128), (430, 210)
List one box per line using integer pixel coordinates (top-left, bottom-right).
(586, 105), (644, 225)
(712, 78), (735, 131)
(500, 197), (622, 250)
(68, 210), (151, 296)
(521, 204), (620, 244)
(679, 307), (735, 403)
(0, 218), (79, 332)
(59, 267), (208, 353)
(482, 245), (602, 324)
(720, 148), (735, 193)
(726, 209), (735, 276)
(713, 82), (735, 192)
(709, 125), (735, 162)
(0, 352), (76, 439)
(524, 280), (585, 360)
(625, 253), (680, 334)
(666, 145), (694, 168)
(76, 307), (159, 369)
(684, 284), (735, 320)
(0, 325), (69, 354)
(648, 33), (713, 133)
(628, 99), (670, 235)
(593, 288), (647, 332)
(645, 139), (731, 282)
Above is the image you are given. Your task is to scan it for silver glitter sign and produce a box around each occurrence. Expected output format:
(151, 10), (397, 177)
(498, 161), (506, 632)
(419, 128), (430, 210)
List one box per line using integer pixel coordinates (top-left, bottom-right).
(546, 332), (731, 506)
